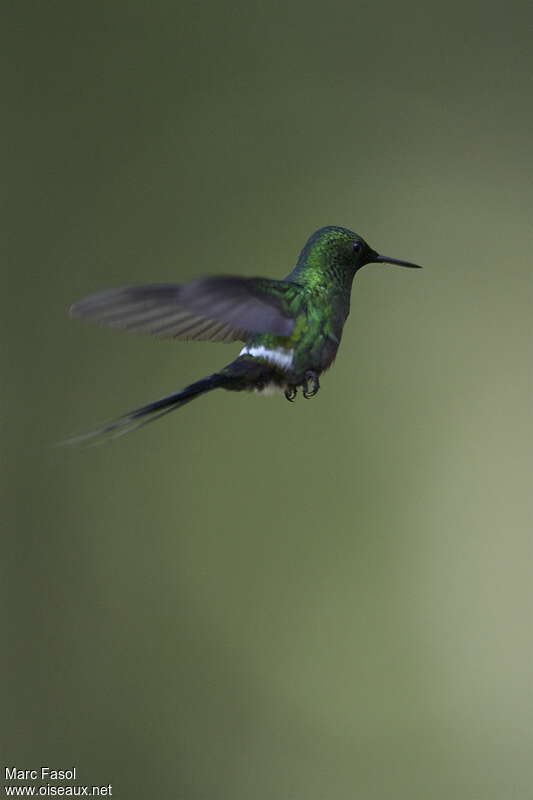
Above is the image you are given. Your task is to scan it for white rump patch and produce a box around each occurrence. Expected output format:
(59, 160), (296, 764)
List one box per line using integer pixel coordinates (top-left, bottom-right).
(240, 344), (294, 369)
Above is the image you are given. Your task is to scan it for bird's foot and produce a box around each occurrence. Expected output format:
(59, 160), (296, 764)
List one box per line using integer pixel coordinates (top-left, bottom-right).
(302, 371), (320, 399)
(284, 385), (298, 403)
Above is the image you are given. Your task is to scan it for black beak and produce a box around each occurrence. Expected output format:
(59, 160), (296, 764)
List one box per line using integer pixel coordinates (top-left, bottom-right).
(374, 253), (422, 269)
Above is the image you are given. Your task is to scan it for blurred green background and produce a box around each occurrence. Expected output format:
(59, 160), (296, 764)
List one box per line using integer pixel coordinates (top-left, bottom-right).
(4, 1), (533, 797)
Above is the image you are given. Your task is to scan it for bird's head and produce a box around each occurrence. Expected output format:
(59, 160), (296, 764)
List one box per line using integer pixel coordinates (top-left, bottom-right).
(295, 226), (421, 279)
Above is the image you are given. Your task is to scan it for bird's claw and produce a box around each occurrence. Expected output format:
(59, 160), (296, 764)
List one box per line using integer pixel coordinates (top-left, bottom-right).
(302, 371), (320, 399)
(285, 372), (320, 402)
(285, 386), (297, 403)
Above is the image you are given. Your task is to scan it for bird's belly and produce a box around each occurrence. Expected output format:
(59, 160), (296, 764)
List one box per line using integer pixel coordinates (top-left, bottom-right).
(239, 321), (341, 385)
(290, 334), (339, 377)
(315, 337), (340, 371)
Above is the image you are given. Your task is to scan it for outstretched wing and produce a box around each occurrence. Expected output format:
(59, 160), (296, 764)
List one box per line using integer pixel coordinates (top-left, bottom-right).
(69, 277), (295, 342)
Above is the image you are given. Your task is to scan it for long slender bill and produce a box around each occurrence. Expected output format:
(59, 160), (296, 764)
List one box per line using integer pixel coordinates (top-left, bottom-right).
(374, 254), (422, 269)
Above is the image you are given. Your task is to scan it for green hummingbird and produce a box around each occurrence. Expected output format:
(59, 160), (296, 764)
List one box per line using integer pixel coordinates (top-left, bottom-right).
(68, 226), (421, 441)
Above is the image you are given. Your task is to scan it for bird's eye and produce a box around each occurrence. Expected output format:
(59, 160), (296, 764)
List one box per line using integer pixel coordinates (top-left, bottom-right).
(352, 242), (362, 254)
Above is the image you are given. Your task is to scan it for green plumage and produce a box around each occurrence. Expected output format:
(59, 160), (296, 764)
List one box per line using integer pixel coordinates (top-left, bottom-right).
(67, 226), (421, 442)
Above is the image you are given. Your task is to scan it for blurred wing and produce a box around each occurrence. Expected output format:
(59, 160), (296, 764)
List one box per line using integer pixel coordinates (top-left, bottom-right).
(69, 277), (295, 342)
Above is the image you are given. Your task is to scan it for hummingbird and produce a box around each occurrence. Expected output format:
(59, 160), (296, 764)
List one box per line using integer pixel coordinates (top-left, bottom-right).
(68, 226), (421, 441)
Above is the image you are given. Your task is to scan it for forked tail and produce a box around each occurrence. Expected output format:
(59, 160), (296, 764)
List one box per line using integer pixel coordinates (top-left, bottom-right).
(62, 372), (230, 445)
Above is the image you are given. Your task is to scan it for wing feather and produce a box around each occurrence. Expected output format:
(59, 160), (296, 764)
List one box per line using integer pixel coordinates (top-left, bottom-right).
(69, 278), (295, 343)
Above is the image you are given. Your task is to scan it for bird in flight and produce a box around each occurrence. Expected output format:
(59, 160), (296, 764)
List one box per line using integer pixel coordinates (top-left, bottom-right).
(68, 226), (421, 442)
